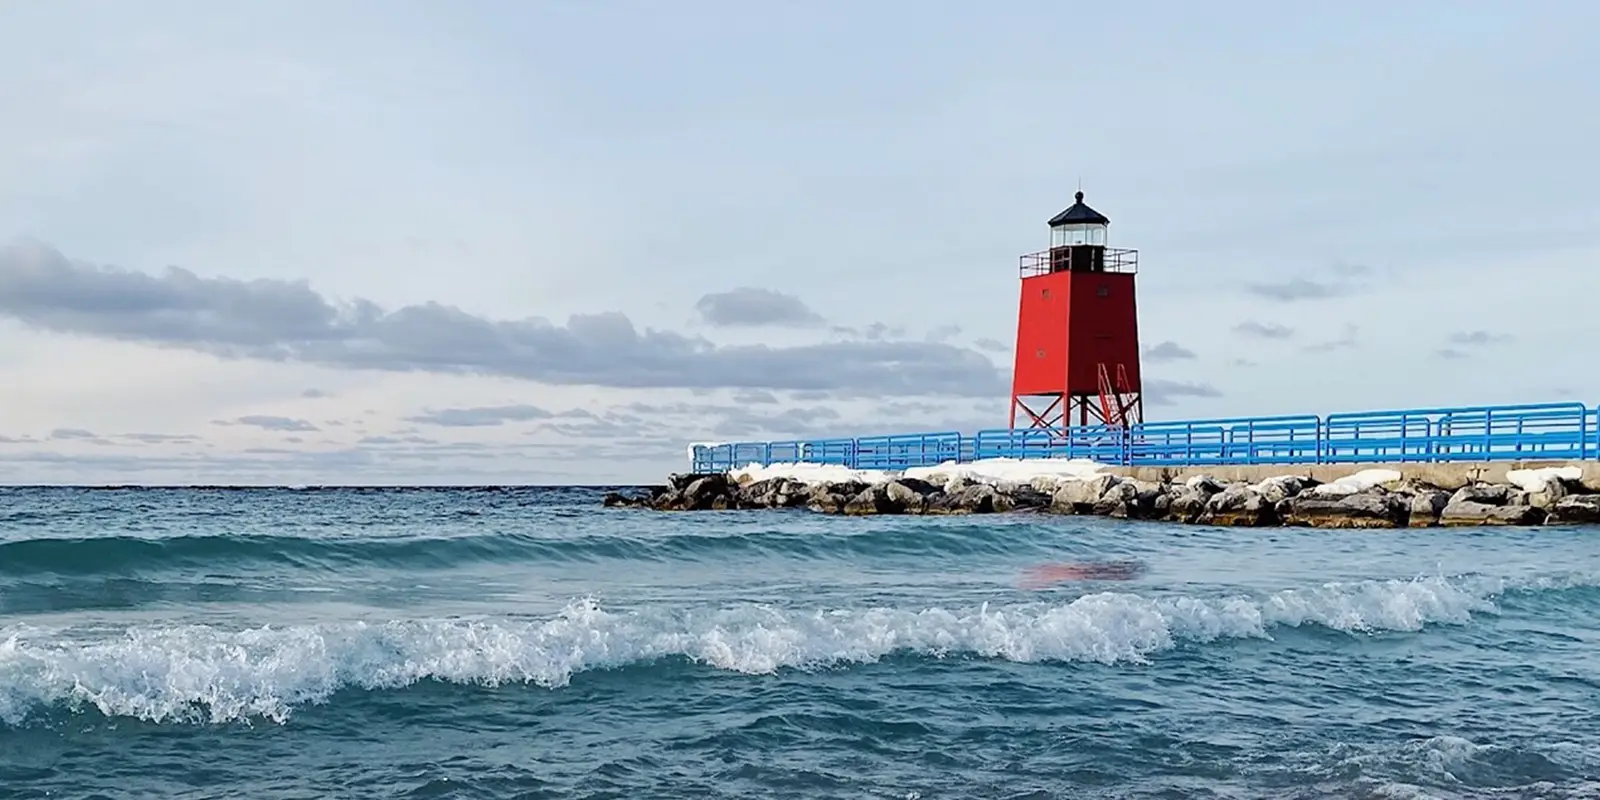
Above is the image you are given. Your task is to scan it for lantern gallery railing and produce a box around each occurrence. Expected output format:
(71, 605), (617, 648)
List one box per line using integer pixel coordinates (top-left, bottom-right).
(688, 402), (1600, 473)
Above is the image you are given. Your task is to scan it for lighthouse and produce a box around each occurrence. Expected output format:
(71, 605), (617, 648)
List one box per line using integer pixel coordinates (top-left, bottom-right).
(1009, 190), (1144, 432)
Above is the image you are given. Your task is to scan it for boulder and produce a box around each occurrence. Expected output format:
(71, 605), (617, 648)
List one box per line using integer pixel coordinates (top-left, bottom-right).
(668, 472), (719, 492)
(1277, 490), (1408, 529)
(1093, 479), (1167, 519)
(1254, 475), (1310, 505)
(1201, 485), (1277, 527)
(843, 485), (898, 516)
(1167, 479), (1223, 523)
(733, 478), (783, 508)
(602, 490), (648, 508)
(1450, 484), (1515, 506)
(679, 474), (736, 510)
(1406, 489), (1452, 527)
(1007, 486), (1055, 511)
(925, 484), (1004, 515)
(1050, 475), (1119, 514)
(1439, 500), (1546, 527)
(1545, 494), (1600, 526)
(884, 480), (932, 514)
(806, 491), (851, 515)
(770, 479), (816, 508)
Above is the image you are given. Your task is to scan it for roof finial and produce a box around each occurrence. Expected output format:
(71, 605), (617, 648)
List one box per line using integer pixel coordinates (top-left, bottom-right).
(1075, 189), (1085, 203)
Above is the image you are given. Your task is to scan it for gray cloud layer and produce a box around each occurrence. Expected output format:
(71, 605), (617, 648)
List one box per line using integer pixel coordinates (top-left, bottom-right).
(1232, 321), (1294, 340)
(1143, 341), (1197, 362)
(694, 287), (823, 327)
(0, 242), (1004, 397)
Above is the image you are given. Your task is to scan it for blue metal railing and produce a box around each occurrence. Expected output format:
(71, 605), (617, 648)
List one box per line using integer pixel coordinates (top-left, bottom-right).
(688, 401), (1600, 473)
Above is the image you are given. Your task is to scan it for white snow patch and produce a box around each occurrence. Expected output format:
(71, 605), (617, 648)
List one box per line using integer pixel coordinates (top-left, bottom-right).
(903, 457), (1108, 489)
(1311, 468), (1403, 496)
(729, 462), (894, 486)
(1251, 474), (1309, 492)
(687, 441), (727, 460)
(726, 457), (1111, 489)
(1505, 466), (1582, 493)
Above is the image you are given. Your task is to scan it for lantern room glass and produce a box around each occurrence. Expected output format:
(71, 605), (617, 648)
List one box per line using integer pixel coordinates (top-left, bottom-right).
(1050, 222), (1107, 248)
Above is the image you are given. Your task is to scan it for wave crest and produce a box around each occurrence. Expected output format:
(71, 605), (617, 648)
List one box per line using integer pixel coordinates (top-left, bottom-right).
(0, 574), (1563, 726)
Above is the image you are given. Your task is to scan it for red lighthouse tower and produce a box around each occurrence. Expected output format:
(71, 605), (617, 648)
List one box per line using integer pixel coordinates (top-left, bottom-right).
(1009, 190), (1144, 432)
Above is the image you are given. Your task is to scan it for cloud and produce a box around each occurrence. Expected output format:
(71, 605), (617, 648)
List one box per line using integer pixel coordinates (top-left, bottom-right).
(1232, 321), (1294, 340)
(1433, 329), (1512, 360)
(694, 287), (823, 327)
(116, 433), (201, 444)
(1447, 330), (1512, 347)
(0, 243), (1003, 398)
(925, 324), (962, 343)
(1303, 324), (1359, 353)
(405, 404), (555, 427)
(731, 389), (780, 405)
(301, 388), (334, 399)
(1144, 379), (1223, 407)
(1143, 341), (1197, 362)
(830, 322), (907, 341)
(1244, 277), (1351, 301)
(217, 415), (320, 432)
(48, 428), (99, 441)
(973, 338), (1010, 354)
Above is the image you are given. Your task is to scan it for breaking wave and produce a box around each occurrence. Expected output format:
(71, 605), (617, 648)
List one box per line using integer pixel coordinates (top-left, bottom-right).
(2, 572), (1586, 727)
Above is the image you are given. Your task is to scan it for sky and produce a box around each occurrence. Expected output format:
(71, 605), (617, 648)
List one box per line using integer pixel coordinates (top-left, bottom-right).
(2, 0), (1598, 485)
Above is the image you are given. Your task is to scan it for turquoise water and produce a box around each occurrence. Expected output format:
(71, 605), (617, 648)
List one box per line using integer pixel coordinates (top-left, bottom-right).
(2, 486), (1598, 799)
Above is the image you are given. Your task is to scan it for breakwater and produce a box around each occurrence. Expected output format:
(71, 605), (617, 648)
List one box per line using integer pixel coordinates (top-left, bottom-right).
(605, 461), (1600, 528)
(688, 401), (1599, 473)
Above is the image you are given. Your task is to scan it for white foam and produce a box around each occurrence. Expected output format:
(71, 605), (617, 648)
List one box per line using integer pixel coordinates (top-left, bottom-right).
(0, 573), (1551, 726)
(902, 457), (1107, 489)
(1505, 465), (1582, 493)
(1310, 468), (1403, 496)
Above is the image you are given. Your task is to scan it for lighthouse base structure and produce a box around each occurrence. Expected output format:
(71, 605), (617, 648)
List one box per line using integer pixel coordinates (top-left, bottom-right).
(1010, 390), (1145, 434)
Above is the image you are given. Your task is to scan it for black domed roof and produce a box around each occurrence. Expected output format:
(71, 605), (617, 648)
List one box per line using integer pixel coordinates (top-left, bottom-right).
(1047, 190), (1110, 227)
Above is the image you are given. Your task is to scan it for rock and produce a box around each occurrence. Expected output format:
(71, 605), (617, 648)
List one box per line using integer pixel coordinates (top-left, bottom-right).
(680, 475), (735, 510)
(844, 485), (897, 516)
(1254, 475), (1310, 505)
(668, 472), (718, 492)
(603, 491), (645, 508)
(894, 477), (942, 496)
(1407, 489), (1451, 527)
(1525, 478), (1570, 510)
(1547, 494), (1600, 525)
(650, 489), (685, 510)
(1050, 475), (1119, 514)
(1201, 485), (1277, 526)
(806, 490), (852, 514)
(733, 478), (783, 508)
(771, 479), (816, 508)
(1166, 479), (1222, 523)
(1450, 484), (1515, 506)
(1439, 500), (1547, 527)
(1277, 490), (1408, 529)
(884, 481), (931, 514)
(1093, 479), (1167, 519)
(1007, 486), (1055, 511)
(924, 484), (1008, 515)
